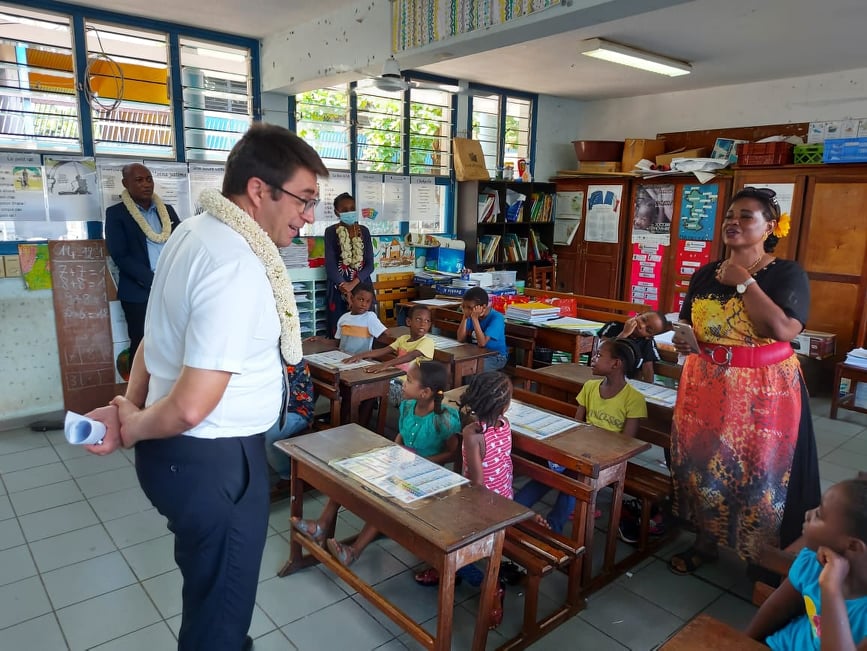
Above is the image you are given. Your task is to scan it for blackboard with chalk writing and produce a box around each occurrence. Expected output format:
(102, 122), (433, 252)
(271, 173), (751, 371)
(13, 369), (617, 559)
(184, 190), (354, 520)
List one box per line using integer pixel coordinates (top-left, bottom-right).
(49, 239), (116, 413)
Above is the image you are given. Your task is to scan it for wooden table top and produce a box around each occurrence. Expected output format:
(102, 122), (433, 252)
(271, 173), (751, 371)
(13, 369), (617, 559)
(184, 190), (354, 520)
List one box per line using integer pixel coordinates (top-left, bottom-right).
(278, 425), (531, 552)
(303, 338), (404, 385)
(443, 387), (649, 477)
(659, 614), (766, 650)
(383, 327), (496, 362)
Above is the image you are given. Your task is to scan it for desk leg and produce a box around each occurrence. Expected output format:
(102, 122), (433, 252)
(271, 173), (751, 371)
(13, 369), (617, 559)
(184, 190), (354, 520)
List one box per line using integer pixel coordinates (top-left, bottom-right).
(277, 457), (312, 577)
(453, 359), (479, 388)
(604, 473), (626, 574)
(580, 485), (597, 587)
(471, 529), (505, 651)
(434, 552), (459, 651)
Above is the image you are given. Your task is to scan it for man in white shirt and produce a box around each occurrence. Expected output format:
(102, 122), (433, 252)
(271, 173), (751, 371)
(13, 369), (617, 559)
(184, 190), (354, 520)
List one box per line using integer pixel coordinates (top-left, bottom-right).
(86, 124), (328, 651)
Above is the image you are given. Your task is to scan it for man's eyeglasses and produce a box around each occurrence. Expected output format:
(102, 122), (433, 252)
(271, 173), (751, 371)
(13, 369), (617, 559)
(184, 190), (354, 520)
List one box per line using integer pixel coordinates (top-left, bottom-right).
(743, 186), (779, 206)
(272, 185), (320, 213)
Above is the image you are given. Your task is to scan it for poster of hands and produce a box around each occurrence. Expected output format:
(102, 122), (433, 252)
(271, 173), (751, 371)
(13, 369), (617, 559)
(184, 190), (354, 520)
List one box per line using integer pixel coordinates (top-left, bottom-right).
(632, 184), (674, 246)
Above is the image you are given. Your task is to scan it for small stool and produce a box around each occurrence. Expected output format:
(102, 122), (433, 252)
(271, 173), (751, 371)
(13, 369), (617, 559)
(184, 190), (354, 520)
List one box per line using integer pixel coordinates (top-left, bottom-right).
(830, 362), (867, 420)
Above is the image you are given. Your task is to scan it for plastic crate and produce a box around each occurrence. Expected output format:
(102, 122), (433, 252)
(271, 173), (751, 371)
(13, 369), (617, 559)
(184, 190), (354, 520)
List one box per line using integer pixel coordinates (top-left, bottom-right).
(823, 137), (867, 164)
(736, 142), (794, 166)
(794, 143), (824, 165)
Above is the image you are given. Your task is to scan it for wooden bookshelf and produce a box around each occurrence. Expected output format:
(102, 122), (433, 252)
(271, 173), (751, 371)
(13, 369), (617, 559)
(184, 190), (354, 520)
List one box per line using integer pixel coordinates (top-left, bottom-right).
(457, 180), (556, 280)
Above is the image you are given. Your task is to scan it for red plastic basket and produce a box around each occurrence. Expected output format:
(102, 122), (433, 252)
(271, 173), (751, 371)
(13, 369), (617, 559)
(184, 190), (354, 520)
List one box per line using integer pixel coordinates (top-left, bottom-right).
(736, 142), (794, 166)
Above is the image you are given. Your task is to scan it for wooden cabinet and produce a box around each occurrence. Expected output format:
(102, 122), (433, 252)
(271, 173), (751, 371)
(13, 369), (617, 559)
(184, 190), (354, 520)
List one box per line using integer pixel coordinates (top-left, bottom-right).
(621, 177), (729, 314)
(733, 165), (867, 354)
(551, 176), (631, 299)
(456, 180), (556, 280)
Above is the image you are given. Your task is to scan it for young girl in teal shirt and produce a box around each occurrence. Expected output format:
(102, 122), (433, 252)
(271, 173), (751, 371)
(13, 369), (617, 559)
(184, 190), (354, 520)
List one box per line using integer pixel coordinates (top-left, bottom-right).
(291, 360), (459, 566)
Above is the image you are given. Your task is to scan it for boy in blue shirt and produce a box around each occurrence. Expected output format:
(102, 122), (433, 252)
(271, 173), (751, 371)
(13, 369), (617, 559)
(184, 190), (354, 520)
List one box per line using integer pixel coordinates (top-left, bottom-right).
(746, 478), (867, 650)
(457, 287), (508, 371)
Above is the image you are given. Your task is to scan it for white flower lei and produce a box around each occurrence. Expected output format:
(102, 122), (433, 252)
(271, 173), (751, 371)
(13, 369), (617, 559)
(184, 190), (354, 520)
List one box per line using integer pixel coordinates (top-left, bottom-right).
(337, 224), (364, 271)
(198, 188), (302, 364)
(122, 189), (172, 243)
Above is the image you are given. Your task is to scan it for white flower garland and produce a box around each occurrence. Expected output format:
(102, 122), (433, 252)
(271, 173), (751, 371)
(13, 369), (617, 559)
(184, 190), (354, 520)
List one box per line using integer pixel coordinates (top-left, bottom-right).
(198, 188), (302, 364)
(122, 189), (172, 243)
(337, 224), (364, 271)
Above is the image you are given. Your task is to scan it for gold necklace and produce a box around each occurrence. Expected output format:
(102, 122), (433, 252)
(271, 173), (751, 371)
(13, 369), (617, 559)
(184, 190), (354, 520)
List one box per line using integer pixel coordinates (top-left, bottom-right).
(745, 252), (766, 272)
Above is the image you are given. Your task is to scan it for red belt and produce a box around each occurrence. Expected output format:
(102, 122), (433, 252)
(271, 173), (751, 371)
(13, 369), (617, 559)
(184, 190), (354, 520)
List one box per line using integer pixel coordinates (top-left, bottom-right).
(698, 341), (794, 368)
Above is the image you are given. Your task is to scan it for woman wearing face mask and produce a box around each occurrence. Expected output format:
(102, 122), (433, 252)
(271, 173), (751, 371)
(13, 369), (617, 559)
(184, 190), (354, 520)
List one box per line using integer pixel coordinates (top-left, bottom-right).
(324, 193), (375, 337)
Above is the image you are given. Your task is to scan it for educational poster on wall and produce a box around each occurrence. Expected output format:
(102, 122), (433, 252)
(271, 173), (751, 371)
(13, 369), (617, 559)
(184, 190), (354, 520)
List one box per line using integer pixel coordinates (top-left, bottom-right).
(96, 159), (135, 217)
(632, 184), (673, 246)
(356, 172), (383, 221)
(0, 153), (47, 222)
(312, 170), (351, 225)
(554, 190), (583, 246)
(372, 235), (415, 272)
(383, 174), (409, 222)
(18, 243), (52, 290)
(630, 243), (665, 310)
(188, 163), (225, 217)
(109, 301), (130, 383)
(675, 239), (712, 277)
(44, 157), (100, 222)
(147, 162), (192, 219)
(409, 176), (439, 222)
(678, 184), (719, 241)
(584, 185), (621, 243)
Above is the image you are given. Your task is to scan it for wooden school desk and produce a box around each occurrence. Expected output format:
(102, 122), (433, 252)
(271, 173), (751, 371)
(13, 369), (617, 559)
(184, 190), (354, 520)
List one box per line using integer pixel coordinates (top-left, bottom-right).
(659, 614), (766, 650)
(303, 339), (404, 431)
(275, 425), (531, 651)
(381, 326), (496, 387)
(444, 388), (650, 590)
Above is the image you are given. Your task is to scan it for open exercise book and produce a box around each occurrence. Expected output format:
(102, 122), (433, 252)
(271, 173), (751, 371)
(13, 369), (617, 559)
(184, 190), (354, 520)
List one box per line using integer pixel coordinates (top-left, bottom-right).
(304, 350), (375, 370)
(330, 446), (468, 504)
(505, 401), (578, 439)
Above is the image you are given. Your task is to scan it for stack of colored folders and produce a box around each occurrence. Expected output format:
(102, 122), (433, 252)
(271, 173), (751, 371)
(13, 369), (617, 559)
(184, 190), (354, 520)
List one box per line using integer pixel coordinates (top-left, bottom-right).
(505, 301), (561, 324)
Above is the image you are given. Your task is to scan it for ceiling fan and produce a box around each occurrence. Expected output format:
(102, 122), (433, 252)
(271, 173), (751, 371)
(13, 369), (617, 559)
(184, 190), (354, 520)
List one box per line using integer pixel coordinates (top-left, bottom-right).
(355, 55), (467, 94)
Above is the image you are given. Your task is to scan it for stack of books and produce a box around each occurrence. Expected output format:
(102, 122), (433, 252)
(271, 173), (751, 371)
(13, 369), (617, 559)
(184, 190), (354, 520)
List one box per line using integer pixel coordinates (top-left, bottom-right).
(505, 301), (561, 324)
(845, 348), (867, 369)
(477, 190), (500, 223)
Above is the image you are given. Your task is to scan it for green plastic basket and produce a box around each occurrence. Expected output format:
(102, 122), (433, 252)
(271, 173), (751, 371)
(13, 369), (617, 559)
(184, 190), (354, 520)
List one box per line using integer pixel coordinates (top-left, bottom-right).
(794, 143), (824, 165)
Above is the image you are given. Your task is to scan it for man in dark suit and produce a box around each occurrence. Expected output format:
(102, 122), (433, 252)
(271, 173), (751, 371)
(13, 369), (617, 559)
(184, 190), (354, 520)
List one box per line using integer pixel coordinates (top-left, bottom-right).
(105, 163), (180, 359)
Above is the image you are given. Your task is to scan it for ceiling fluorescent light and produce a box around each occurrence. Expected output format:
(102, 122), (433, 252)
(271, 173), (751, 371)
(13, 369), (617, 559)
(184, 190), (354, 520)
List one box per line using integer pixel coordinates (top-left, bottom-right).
(580, 38), (691, 77)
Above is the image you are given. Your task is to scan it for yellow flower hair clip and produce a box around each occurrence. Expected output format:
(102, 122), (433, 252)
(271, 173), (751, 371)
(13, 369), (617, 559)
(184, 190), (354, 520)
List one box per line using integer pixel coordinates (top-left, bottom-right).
(773, 212), (791, 238)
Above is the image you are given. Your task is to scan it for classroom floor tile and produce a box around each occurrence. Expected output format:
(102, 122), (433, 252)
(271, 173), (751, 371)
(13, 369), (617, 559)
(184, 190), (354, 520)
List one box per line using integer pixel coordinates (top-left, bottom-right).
(0, 399), (849, 649)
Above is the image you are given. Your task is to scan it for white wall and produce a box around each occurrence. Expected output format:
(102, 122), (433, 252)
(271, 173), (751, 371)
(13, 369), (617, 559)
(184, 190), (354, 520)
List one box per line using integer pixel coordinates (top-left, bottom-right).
(0, 280), (63, 425)
(534, 95), (586, 181)
(573, 67), (867, 139)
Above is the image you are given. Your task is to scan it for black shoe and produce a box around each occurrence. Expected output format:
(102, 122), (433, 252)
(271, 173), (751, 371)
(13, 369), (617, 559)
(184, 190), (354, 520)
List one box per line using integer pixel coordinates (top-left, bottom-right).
(242, 635), (253, 651)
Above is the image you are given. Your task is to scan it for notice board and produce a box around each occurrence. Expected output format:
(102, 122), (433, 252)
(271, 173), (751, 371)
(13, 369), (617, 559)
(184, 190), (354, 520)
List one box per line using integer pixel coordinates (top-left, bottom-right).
(49, 239), (116, 413)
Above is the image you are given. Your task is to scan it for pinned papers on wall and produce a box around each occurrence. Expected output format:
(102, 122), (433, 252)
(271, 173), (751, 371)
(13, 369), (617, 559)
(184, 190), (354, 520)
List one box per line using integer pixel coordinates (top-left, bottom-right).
(585, 185), (622, 243)
(630, 242), (664, 310)
(409, 176), (440, 222)
(678, 184), (719, 241)
(383, 174), (409, 221)
(97, 158), (133, 218)
(0, 153), (46, 222)
(148, 161), (191, 219)
(312, 170), (352, 225)
(188, 163), (225, 218)
(356, 172), (383, 221)
(44, 156), (101, 222)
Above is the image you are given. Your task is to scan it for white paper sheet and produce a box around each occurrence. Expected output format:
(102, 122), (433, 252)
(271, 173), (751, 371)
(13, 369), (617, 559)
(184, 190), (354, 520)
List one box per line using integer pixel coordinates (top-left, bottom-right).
(505, 402), (578, 439)
(64, 411), (106, 445)
(304, 349), (375, 370)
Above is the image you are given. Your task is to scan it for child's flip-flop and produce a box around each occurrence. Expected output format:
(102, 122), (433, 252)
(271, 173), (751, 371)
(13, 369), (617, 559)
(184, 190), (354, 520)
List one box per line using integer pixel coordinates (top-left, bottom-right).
(290, 517), (326, 545)
(326, 538), (357, 567)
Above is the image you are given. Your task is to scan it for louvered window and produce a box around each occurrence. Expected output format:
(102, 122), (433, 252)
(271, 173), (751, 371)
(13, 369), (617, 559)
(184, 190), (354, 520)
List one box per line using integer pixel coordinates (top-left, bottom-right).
(180, 39), (251, 162)
(295, 84), (350, 170)
(0, 5), (80, 152)
(355, 86), (403, 174)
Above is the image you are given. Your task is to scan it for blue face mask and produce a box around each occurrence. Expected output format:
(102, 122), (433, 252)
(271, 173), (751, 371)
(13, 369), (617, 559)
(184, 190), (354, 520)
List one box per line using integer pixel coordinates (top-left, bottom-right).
(339, 210), (358, 225)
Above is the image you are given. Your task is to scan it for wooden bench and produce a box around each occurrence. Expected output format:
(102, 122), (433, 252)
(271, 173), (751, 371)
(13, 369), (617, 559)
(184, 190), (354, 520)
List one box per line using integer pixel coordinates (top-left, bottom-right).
(510, 365), (674, 553)
(523, 289), (648, 324)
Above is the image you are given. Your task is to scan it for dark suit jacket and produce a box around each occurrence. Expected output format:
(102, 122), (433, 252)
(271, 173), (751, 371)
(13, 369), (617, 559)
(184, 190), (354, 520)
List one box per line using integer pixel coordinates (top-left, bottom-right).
(105, 201), (181, 303)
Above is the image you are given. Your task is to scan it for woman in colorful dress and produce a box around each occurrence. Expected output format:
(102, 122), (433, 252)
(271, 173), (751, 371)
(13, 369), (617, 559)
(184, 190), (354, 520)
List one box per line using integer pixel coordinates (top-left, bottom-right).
(323, 192), (375, 337)
(669, 186), (820, 574)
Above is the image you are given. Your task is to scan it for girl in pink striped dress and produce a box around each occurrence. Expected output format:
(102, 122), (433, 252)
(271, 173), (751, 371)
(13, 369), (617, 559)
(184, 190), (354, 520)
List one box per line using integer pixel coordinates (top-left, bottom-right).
(459, 371), (514, 498)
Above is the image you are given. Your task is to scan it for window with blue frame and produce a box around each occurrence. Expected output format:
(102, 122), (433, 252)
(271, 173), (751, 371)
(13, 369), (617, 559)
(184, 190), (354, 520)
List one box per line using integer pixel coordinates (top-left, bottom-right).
(470, 91), (534, 179)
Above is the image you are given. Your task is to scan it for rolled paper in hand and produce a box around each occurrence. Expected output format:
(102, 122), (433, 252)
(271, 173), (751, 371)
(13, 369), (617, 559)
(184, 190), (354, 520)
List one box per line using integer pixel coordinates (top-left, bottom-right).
(64, 411), (106, 445)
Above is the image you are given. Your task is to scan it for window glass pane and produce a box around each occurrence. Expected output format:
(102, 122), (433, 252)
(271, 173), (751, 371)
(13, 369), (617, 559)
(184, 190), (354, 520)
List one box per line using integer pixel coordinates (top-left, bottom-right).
(408, 86), (450, 176)
(295, 85), (349, 170)
(0, 5), (80, 152)
(471, 94), (500, 177)
(180, 38), (251, 162)
(504, 96), (531, 175)
(85, 21), (173, 158)
(356, 86), (403, 174)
